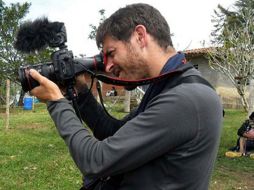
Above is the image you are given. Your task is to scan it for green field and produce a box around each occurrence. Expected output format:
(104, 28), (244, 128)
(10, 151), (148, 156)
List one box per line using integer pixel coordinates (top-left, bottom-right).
(0, 104), (253, 190)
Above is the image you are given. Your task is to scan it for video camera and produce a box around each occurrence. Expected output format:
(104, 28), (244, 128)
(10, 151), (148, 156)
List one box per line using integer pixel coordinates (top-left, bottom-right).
(15, 17), (105, 93)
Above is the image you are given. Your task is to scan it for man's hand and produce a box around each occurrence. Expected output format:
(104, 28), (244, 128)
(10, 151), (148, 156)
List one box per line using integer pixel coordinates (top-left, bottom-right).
(74, 73), (88, 93)
(29, 69), (64, 102)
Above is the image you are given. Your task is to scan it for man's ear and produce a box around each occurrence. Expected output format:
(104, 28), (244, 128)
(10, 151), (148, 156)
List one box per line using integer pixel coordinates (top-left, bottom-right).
(134, 25), (147, 48)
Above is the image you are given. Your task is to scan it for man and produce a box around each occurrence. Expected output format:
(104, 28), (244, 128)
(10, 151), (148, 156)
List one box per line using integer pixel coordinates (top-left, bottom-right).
(29, 3), (222, 190)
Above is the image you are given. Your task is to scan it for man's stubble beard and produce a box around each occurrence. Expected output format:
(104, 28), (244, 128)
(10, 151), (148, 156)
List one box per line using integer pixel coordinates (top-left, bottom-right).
(124, 45), (150, 80)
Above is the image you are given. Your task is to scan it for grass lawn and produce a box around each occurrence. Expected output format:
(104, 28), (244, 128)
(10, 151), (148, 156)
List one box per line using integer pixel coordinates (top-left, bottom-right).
(210, 109), (254, 190)
(0, 104), (254, 189)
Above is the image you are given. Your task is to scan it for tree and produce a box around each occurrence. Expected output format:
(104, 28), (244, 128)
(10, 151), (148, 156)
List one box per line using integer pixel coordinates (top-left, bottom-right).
(88, 9), (106, 41)
(0, 1), (54, 106)
(0, 1), (29, 114)
(209, 0), (254, 112)
(0, 1), (30, 81)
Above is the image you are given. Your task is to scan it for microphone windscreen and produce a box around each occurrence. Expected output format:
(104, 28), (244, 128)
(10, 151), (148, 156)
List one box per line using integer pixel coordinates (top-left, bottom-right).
(14, 17), (64, 53)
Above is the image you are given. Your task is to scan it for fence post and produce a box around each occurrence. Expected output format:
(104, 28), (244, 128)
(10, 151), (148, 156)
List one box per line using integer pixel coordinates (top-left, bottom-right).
(5, 79), (10, 129)
(124, 90), (130, 112)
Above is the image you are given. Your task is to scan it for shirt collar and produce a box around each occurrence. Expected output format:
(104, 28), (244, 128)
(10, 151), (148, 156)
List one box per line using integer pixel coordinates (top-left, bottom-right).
(160, 52), (186, 74)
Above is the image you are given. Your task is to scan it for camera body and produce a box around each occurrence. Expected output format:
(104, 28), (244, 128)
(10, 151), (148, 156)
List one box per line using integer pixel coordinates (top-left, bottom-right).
(52, 48), (75, 83)
(19, 48), (76, 92)
(16, 18), (104, 92)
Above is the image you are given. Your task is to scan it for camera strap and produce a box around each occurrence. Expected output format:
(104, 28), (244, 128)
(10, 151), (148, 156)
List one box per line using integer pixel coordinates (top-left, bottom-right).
(92, 63), (195, 120)
(89, 62), (194, 87)
(65, 85), (84, 123)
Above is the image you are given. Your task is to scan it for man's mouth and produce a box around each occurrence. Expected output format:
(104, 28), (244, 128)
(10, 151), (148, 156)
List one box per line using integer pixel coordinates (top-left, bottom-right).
(113, 68), (121, 77)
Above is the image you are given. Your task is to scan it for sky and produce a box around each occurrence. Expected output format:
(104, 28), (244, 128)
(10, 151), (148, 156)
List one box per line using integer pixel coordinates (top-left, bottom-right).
(5, 0), (236, 57)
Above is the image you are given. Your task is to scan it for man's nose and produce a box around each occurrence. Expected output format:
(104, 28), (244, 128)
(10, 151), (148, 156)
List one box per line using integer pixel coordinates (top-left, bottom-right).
(105, 60), (114, 73)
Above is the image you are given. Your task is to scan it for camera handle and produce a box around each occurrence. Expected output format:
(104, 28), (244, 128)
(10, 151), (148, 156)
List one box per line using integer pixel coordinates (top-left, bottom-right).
(66, 84), (83, 123)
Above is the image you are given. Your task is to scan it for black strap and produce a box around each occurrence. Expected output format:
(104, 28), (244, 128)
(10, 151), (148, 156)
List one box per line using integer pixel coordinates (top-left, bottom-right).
(177, 75), (225, 118)
(178, 75), (214, 90)
(136, 72), (215, 115)
(93, 63), (194, 87)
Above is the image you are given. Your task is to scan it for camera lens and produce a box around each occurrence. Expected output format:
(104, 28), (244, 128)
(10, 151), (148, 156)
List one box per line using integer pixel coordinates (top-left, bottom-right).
(19, 67), (42, 92)
(18, 63), (54, 92)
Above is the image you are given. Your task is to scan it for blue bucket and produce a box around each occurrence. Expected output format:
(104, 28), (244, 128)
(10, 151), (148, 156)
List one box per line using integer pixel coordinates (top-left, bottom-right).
(23, 97), (33, 110)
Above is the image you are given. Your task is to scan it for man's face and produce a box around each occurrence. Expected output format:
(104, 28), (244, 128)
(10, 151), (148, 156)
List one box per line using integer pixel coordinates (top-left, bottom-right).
(102, 35), (150, 80)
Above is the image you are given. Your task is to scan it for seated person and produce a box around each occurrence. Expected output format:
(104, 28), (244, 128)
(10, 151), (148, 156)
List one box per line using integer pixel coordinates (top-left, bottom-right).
(237, 112), (254, 155)
(106, 86), (118, 96)
(227, 112), (254, 157)
(238, 112), (254, 138)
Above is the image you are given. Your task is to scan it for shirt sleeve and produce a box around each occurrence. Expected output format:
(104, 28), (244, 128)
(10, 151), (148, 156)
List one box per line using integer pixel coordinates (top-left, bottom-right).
(75, 88), (134, 140)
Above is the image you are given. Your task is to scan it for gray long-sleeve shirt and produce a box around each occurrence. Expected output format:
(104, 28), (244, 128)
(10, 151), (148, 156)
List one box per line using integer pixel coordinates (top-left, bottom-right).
(47, 67), (222, 190)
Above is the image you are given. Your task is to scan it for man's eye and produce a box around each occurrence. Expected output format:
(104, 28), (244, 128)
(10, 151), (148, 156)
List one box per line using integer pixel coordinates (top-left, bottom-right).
(106, 50), (115, 57)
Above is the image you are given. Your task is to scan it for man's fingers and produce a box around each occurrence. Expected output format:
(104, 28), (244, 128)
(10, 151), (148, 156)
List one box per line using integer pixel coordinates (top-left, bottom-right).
(29, 69), (44, 84)
(30, 86), (39, 96)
